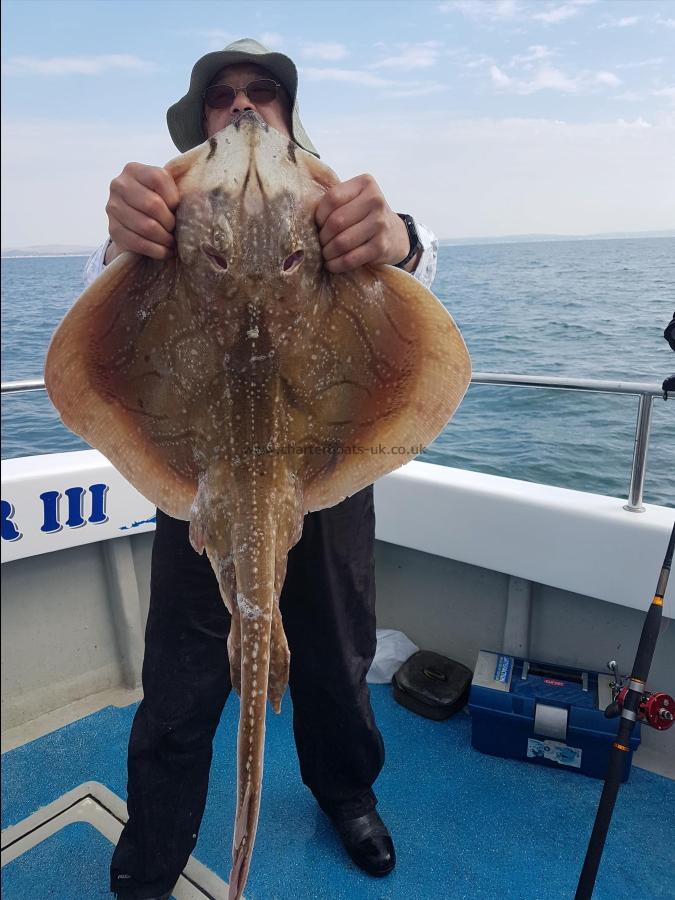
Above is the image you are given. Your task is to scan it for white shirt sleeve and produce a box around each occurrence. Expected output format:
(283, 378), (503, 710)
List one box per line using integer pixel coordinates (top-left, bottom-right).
(83, 238), (112, 287)
(408, 221), (438, 290)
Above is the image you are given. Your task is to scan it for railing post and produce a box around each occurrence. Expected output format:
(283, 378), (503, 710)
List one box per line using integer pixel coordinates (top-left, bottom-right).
(624, 393), (654, 513)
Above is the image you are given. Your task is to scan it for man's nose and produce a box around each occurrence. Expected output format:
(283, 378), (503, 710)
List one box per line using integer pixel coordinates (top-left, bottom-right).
(230, 87), (255, 115)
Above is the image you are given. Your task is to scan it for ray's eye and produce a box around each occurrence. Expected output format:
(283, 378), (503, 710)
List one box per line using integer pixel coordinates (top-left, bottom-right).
(203, 244), (228, 270)
(282, 250), (304, 274)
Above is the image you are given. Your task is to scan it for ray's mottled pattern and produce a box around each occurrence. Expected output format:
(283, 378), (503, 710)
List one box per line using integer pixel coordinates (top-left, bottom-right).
(44, 111), (471, 899)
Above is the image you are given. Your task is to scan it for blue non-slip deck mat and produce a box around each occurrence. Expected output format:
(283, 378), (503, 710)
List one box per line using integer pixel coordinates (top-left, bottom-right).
(3, 684), (675, 899)
(3, 822), (113, 900)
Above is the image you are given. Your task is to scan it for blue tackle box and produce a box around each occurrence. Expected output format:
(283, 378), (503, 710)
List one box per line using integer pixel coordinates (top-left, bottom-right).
(469, 651), (641, 781)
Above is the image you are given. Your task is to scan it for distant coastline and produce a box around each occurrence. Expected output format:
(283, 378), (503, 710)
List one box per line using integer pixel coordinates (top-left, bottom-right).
(439, 229), (675, 248)
(1, 245), (96, 259)
(2, 230), (674, 258)
(2, 253), (92, 259)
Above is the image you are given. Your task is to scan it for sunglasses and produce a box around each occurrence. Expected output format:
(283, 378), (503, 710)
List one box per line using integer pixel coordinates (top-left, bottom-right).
(202, 78), (281, 109)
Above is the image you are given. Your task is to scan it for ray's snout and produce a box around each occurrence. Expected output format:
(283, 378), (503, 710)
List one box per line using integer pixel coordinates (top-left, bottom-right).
(232, 109), (270, 133)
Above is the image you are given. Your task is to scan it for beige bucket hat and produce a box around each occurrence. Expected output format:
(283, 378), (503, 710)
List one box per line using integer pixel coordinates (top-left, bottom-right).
(166, 37), (319, 157)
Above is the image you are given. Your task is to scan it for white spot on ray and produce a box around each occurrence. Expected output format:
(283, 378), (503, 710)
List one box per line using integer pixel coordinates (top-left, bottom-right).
(236, 596), (264, 623)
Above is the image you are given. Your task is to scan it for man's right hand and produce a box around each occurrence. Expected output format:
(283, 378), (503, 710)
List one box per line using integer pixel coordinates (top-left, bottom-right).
(105, 162), (181, 263)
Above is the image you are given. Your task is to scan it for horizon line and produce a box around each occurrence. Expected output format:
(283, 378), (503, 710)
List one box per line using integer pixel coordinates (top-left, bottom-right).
(3, 228), (675, 255)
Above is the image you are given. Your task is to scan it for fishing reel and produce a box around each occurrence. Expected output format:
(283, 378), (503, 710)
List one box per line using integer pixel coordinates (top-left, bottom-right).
(604, 660), (674, 730)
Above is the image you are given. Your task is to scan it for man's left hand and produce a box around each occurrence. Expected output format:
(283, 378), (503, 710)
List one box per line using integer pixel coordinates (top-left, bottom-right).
(315, 174), (412, 274)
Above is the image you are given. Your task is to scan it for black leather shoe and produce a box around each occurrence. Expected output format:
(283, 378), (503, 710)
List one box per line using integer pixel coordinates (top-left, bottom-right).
(331, 810), (396, 876)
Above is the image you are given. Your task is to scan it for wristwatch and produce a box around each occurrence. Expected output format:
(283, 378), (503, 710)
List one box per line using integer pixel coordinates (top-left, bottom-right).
(394, 214), (422, 269)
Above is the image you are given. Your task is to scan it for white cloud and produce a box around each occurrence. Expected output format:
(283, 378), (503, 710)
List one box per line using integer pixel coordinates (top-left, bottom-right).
(655, 16), (675, 29)
(179, 28), (287, 53)
(383, 83), (448, 98)
(615, 58), (664, 70)
(301, 42), (349, 61)
(508, 45), (555, 68)
(1, 118), (176, 246)
(446, 0), (594, 27)
(4, 111), (674, 246)
(532, 67), (582, 91)
(490, 64), (621, 94)
(299, 67), (392, 87)
(371, 42), (442, 70)
(315, 111), (675, 239)
(615, 116), (652, 129)
(598, 15), (641, 29)
(533, 4), (582, 25)
(612, 91), (642, 102)
(462, 53), (496, 70)
(299, 66), (445, 97)
(594, 71), (621, 87)
(439, 0), (520, 20)
(181, 28), (287, 53)
(490, 66), (513, 89)
(195, 30), (238, 51)
(259, 32), (285, 50)
(2, 55), (156, 76)
(652, 86), (675, 105)
(491, 65), (578, 93)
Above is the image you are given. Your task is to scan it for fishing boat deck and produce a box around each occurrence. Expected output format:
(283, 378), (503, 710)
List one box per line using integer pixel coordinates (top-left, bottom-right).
(2, 418), (674, 899)
(2, 683), (674, 900)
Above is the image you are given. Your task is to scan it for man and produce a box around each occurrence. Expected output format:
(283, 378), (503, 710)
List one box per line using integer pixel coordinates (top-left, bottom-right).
(86, 38), (438, 900)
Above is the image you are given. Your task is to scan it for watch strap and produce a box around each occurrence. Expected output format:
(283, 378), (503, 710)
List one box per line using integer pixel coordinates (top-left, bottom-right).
(394, 213), (422, 269)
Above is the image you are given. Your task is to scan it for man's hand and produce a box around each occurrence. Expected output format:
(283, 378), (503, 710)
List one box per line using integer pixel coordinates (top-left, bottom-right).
(315, 174), (413, 274)
(105, 162), (180, 263)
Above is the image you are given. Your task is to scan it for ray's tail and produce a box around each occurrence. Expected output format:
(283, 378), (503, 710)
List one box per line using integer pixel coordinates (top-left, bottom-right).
(226, 526), (286, 900)
(192, 466), (301, 899)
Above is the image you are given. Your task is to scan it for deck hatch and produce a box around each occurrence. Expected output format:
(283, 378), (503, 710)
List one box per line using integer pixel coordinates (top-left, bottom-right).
(1, 781), (229, 899)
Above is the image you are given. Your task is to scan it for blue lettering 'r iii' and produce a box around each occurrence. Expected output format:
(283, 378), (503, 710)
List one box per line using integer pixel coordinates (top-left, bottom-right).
(39, 483), (110, 534)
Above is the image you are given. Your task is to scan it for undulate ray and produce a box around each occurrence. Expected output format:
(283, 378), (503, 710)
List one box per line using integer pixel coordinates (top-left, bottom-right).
(44, 110), (471, 899)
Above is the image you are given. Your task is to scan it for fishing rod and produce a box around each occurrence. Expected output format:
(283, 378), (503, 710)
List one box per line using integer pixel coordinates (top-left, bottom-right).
(575, 521), (675, 899)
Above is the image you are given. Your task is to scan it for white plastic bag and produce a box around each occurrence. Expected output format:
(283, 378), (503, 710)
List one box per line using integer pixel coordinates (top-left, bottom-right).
(367, 629), (419, 684)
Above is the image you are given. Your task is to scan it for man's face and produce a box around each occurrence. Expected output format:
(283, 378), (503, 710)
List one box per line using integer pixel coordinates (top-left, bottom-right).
(203, 63), (293, 140)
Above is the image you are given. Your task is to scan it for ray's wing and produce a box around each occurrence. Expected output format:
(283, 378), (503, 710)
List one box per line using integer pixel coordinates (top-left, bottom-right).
(45, 252), (205, 520)
(44, 149), (216, 520)
(277, 263), (471, 512)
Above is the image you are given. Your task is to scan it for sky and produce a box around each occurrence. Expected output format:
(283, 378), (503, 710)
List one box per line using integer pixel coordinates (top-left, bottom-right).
(2, 0), (674, 247)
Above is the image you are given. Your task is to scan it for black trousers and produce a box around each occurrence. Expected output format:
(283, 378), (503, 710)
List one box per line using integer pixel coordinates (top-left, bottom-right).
(110, 486), (384, 898)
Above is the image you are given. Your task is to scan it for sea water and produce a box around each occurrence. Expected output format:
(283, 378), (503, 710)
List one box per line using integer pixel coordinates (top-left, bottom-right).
(2, 238), (673, 507)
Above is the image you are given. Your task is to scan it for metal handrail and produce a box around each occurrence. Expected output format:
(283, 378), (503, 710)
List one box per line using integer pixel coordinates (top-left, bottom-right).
(470, 373), (664, 398)
(468, 373), (669, 513)
(2, 373), (670, 513)
(1, 378), (46, 394)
